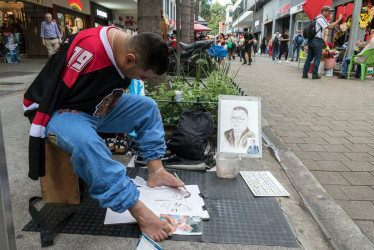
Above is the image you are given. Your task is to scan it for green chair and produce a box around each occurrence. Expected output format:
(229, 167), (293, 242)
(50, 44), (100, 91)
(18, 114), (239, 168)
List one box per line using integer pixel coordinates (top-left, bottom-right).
(347, 48), (374, 81)
(298, 50), (307, 69)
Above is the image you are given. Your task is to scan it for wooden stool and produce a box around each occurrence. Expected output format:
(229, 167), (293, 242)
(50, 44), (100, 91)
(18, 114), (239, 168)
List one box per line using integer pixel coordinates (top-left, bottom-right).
(40, 142), (80, 204)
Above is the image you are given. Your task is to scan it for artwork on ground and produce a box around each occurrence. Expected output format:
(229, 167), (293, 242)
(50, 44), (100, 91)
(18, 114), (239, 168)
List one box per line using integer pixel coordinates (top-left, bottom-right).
(218, 95), (262, 158)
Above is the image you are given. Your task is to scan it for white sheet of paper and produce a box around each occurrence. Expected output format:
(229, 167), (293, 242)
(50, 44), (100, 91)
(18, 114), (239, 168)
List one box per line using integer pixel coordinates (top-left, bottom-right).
(104, 177), (209, 225)
(240, 171), (290, 197)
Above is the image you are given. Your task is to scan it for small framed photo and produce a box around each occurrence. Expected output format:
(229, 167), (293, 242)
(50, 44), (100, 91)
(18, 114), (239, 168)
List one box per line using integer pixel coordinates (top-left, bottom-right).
(218, 95), (262, 158)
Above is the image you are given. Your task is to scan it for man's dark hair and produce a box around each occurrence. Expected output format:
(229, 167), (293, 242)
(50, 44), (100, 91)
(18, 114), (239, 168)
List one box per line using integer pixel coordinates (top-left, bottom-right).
(284, 29), (288, 32)
(232, 106), (248, 116)
(128, 32), (169, 75)
(244, 28), (248, 32)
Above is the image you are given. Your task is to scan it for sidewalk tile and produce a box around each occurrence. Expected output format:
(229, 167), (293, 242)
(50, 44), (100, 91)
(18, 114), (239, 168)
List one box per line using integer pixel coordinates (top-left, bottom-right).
(321, 144), (351, 153)
(295, 151), (324, 161)
(311, 171), (350, 185)
(323, 185), (349, 200)
(323, 137), (352, 145)
(346, 130), (373, 137)
(305, 131), (331, 138)
(303, 137), (329, 144)
(342, 144), (374, 153)
(287, 144), (302, 151)
(342, 161), (374, 171)
(297, 144), (325, 152)
(318, 152), (350, 161)
(344, 152), (374, 162)
(302, 160), (322, 170)
(331, 121), (352, 126)
(337, 200), (374, 220)
(325, 131), (351, 137)
(339, 186), (374, 200)
(355, 221), (374, 243)
(281, 117), (300, 122)
(315, 161), (350, 171)
(294, 121), (315, 126)
(328, 125), (352, 131)
(349, 125), (374, 131)
(280, 136), (305, 144)
(276, 131), (309, 137)
(289, 125), (312, 132)
(308, 125), (331, 132)
(340, 172), (374, 185)
(346, 137), (374, 144)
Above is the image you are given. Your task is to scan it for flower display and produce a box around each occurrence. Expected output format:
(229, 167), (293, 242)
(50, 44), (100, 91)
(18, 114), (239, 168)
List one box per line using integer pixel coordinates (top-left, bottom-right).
(322, 42), (340, 58)
(355, 40), (368, 52)
(359, 5), (374, 29)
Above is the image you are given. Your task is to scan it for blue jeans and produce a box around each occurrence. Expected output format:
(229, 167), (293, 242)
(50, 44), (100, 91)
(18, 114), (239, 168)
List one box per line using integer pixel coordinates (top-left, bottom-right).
(272, 46), (279, 60)
(45, 94), (165, 213)
(303, 38), (324, 76)
(292, 45), (301, 60)
(341, 57), (361, 77)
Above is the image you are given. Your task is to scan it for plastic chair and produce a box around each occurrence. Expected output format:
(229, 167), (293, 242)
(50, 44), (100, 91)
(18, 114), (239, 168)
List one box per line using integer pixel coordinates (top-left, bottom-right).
(347, 48), (374, 81)
(298, 50), (307, 69)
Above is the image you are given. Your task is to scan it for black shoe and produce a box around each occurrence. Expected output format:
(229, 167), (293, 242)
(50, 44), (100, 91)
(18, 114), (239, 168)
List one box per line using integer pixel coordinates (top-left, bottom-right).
(242, 62), (247, 65)
(338, 75), (347, 79)
(302, 74), (308, 79)
(248, 63), (251, 65)
(290, 59), (294, 62)
(355, 75), (360, 78)
(312, 75), (321, 79)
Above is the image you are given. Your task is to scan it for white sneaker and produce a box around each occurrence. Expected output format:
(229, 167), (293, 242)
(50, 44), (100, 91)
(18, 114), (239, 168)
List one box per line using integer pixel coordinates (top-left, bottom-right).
(278, 60), (281, 63)
(285, 60), (290, 63)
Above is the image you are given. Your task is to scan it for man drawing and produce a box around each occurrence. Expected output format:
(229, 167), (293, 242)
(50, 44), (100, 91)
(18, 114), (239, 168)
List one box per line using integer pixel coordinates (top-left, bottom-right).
(224, 106), (255, 149)
(247, 139), (259, 154)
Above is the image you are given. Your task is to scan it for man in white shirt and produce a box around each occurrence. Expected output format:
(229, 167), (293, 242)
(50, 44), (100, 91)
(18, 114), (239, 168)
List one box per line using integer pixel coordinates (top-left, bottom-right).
(339, 29), (374, 79)
(302, 6), (342, 79)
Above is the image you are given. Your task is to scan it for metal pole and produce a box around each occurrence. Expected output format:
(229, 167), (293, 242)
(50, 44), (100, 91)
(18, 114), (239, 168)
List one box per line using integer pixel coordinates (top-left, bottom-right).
(176, 0), (181, 74)
(346, 0), (363, 58)
(0, 113), (16, 250)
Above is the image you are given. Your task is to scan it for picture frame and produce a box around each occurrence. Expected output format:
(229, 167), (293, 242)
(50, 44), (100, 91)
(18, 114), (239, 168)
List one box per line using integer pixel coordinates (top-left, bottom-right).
(218, 95), (262, 158)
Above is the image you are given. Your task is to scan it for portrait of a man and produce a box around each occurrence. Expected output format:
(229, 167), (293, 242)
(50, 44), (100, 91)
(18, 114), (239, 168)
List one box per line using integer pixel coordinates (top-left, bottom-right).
(224, 106), (255, 149)
(218, 95), (261, 157)
(247, 139), (259, 154)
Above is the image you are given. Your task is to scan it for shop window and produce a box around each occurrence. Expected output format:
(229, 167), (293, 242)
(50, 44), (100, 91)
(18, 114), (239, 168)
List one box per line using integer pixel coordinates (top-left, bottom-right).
(58, 13), (86, 40)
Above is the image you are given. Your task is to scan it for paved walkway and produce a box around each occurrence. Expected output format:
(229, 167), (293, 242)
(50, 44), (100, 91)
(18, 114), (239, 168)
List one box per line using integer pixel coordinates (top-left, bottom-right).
(230, 55), (374, 242)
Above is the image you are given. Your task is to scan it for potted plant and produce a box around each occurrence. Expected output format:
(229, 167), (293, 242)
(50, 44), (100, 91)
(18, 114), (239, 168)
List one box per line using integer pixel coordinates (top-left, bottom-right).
(322, 43), (339, 70)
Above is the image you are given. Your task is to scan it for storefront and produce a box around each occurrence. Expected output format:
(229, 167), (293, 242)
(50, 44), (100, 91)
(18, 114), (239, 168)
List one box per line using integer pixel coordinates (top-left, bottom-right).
(262, 0), (278, 42)
(90, 1), (112, 27)
(113, 13), (137, 32)
(275, 3), (291, 33)
(0, 0), (53, 57)
(288, 1), (310, 51)
(253, 8), (263, 41)
(52, 0), (91, 41)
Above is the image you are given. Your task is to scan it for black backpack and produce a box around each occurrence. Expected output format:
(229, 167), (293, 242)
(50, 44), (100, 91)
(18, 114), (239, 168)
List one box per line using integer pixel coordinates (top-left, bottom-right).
(166, 109), (214, 160)
(303, 16), (322, 39)
(273, 37), (279, 47)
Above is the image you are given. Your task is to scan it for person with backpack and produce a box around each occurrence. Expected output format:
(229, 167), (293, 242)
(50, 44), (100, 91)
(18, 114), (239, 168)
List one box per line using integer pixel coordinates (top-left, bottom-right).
(290, 30), (303, 61)
(226, 33), (236, 60)
(260, 37), (267, 55)
(302, 6), (343, 79)
(242, 28), (255, 65)
(272, 31), (281, 61)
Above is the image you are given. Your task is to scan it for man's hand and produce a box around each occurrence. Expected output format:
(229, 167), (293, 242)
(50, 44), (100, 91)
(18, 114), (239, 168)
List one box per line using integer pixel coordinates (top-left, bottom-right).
(58, 38), (62, 44)
(339, 14), (343, 20)
(129, 200), (173, 241)
(42, 38), (46, 46)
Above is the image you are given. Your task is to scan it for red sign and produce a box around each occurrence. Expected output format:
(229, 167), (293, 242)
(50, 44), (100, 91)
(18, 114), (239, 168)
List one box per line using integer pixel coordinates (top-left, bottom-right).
(276, 3), (291, 17)
(125, 16), (134, 26)
(68, 0), (83, 11)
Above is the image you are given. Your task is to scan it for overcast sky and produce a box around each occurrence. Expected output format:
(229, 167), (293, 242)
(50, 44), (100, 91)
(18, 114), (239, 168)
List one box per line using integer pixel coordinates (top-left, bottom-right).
(212, 0), (232, 6)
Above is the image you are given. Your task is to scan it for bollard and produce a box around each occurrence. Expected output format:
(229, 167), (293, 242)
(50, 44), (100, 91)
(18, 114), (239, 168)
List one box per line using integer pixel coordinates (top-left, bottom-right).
(0, 113), (16, 250)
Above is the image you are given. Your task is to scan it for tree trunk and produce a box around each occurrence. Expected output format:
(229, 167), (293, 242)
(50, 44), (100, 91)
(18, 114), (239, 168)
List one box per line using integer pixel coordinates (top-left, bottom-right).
(137, 0), (169, 92)
(181, 0), (191, 43)
(195, 0), (199, 21)
(190, 0), (195, 42)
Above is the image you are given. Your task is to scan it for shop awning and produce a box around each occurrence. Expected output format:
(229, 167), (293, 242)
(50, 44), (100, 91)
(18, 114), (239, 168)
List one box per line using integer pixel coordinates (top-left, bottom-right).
(302, 0), (332, 20)
(194, 21), (212, 32)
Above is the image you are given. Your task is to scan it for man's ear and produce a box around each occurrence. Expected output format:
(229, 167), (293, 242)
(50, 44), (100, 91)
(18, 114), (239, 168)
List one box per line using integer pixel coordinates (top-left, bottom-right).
(124, 54), (136, 65)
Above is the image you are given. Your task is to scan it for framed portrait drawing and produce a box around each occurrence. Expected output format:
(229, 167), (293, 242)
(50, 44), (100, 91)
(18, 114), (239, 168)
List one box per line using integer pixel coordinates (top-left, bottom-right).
(218, 95), (262, 158)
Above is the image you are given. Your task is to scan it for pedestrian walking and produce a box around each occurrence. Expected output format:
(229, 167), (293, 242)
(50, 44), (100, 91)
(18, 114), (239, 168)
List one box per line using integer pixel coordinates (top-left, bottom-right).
(23, 26), (183, 242)
(226, 33), (236, 60)
(217, 33), (225, 65)
(242, 28), (255, 65)
(290, 30), (303, 61)
(272, 31), (281, 61)
(279, 29), (290, 63)
(302, 6), (343, 79)
(260, 37), (267, 55)
(268, 38), (273, 58)
(40, 13), (62, 57)
(238, 34), (245, 62)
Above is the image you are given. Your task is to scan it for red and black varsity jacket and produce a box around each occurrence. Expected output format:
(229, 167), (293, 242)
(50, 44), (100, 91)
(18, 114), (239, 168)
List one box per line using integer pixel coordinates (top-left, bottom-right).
(23, 26), (131, 180)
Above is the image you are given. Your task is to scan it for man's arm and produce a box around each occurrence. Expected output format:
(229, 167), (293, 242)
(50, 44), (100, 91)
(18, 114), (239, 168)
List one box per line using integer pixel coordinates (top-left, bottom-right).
(327, 14), (343, 29)
(54, 22), (62, 44)
(40, 22), (46, 46)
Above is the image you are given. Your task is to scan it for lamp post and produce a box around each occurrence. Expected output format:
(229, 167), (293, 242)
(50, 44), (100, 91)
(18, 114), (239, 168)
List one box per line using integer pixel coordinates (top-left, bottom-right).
(176, 0), (181, 74)
(346, 0), (363, 58)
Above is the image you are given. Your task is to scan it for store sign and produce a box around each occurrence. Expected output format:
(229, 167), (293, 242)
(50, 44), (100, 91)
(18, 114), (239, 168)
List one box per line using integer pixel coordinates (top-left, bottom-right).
(125, 16), (135, 27)
(97, 9), (108, 19)
(113, 14), (124, 26)
(68, 0), (83, 11)
(24, 0), (44, 4)
(276, 3), (291, 18)
(23, 0), (52, 7)
(290, 3), (303, 15)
